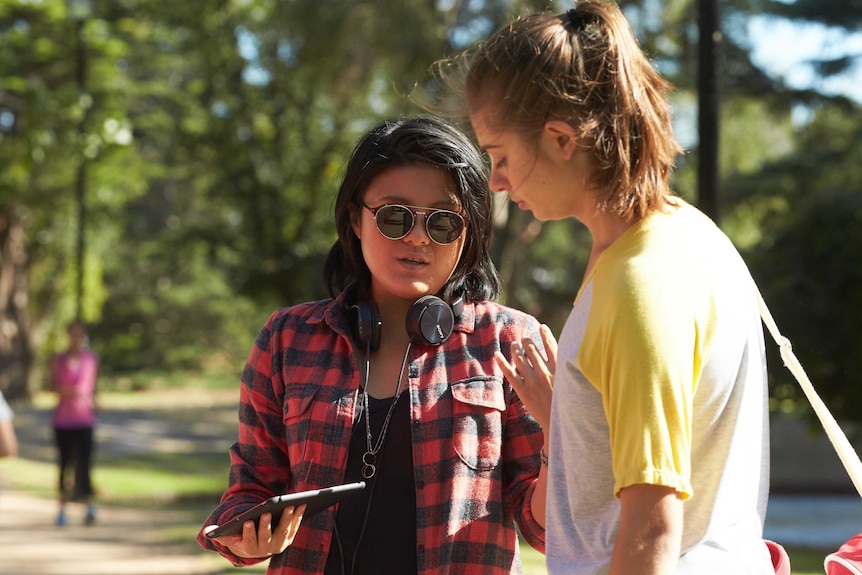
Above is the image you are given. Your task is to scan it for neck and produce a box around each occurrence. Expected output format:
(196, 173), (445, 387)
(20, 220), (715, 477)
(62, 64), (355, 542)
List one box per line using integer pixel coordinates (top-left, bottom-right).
(582, 211), (635, 279)
(588, 211), (632, 251)
(373, 297), (416, 348)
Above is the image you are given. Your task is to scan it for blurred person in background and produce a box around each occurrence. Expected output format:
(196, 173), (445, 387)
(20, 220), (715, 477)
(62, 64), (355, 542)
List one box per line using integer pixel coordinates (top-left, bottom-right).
(49, 320), (99, 527)
(0, 389), (18, 458)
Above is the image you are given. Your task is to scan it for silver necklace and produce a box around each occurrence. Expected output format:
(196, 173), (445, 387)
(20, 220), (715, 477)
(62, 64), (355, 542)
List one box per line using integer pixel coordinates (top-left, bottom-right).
(360, 342), (412, 480)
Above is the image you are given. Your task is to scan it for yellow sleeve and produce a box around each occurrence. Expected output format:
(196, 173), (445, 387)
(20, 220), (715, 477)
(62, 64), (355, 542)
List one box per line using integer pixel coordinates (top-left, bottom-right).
(579, 237), (715, 499)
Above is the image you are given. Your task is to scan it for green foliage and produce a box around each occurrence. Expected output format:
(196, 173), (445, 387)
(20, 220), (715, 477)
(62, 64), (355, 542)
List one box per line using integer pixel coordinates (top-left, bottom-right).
(8, 0), (530, 382)
(733, 103), (862, 421)
(758, 192), (862, 420)
(3, 0), (862, 425)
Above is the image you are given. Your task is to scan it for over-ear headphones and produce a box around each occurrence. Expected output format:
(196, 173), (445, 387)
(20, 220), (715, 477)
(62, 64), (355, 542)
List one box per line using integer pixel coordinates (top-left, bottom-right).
(349, 299), (381, 352)
(349, 295), (464, 351)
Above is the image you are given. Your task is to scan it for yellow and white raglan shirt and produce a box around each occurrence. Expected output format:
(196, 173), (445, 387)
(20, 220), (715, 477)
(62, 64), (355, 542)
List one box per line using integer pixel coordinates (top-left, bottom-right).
(545, 200), (774, 574)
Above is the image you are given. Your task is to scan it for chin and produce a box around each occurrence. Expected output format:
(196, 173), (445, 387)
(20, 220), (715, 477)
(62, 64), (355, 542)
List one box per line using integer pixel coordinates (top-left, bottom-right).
(381, 285), (434, 302)
(533, 209), (568, 222)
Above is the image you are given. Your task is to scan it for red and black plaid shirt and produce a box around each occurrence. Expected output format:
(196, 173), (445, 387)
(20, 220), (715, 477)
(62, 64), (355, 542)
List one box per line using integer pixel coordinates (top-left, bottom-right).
(197, 293), (546, 574)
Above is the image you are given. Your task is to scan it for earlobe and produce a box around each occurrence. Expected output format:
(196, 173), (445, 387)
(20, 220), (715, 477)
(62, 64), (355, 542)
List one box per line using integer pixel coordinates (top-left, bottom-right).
(544, 120), (578, 160)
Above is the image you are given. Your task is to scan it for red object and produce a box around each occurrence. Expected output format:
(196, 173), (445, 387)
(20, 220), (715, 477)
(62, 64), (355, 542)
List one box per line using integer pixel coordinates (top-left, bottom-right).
(766, 540), (791, 575)
(826, 534), (862, 575)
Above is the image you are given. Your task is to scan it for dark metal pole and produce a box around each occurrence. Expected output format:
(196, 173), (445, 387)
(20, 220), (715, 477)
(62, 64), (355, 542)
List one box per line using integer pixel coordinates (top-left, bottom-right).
(74, 18), (87, 321)
(698, 0), (720, 223)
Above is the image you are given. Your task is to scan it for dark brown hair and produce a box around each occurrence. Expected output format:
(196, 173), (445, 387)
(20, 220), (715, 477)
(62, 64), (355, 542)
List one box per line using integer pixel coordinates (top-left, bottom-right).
(430, 0), (683, 222)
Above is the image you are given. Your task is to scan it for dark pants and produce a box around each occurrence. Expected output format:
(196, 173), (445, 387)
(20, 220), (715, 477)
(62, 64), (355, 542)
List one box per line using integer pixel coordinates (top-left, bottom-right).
(54, 426), (95, 502)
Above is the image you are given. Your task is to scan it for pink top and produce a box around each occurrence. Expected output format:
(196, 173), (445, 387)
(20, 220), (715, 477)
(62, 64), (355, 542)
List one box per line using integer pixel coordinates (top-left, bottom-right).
(51, 350), (98, 428)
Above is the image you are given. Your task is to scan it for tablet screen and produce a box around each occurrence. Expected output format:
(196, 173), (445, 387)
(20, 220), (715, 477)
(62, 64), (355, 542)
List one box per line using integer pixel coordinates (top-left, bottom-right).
(206, 481), (366, 538)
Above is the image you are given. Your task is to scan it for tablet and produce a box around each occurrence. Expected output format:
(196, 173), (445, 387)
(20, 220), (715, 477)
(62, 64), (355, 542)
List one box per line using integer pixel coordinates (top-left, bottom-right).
(206, 481), (366, 538)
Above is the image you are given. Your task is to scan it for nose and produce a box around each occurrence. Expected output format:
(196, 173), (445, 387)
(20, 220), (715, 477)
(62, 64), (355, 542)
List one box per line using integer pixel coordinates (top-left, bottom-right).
(488, 169), (509, 194)
(403, 212), (431, 245)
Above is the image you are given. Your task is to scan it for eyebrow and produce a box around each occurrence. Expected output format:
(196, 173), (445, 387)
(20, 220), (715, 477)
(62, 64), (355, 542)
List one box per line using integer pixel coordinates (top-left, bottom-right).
(370, 196), (459, 209)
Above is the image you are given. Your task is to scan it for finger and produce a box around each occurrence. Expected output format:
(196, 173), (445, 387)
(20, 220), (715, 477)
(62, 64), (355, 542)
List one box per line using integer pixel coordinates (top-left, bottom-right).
(275, 505), (300, 535)
(243, 517), (259, 540)
(258, 511), (273, 535)
(521, 337), (551, 376)
(203, 524), (243, 546)
(540, 324), (558, 374)
(519, 338), (537, 364)
(294, 503), (307, 522)
(284, 504), (307, 543)
(234, 517), (261, 556)
(251, 511), (276, 552)
(501, 345), (552, 430)
(511, 340), (531, 373)
(520, 339), (556, 393)
(495, 350), (519, 380)
(495, 351), (525, 391)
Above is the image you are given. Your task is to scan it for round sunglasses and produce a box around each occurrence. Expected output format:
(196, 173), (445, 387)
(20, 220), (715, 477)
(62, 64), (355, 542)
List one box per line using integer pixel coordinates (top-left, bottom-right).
(362, 203), (466, 245)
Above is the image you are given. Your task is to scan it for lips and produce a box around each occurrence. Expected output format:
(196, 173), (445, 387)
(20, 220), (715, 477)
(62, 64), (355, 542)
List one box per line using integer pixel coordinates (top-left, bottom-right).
(399, 255), (429, 266)
(396, 251), (431, 269)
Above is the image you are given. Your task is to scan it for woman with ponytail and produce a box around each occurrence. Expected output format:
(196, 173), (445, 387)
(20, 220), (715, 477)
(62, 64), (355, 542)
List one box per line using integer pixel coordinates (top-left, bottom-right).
(431, 1), (776, 573)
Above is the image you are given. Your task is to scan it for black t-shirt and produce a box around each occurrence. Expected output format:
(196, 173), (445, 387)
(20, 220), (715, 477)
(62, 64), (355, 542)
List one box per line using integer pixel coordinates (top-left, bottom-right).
(324, 393), (417, 575)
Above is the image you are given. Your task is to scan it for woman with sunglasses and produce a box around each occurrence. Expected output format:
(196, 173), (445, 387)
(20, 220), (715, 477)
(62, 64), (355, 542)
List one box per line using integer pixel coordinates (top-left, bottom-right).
(198, 115), (554, 575)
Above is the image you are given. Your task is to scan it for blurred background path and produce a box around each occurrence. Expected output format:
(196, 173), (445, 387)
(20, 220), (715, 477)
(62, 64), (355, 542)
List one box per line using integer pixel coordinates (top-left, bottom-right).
(0, 488), (219, 575)
(2, 388), (862, 574)
(0, 388), (242, 575)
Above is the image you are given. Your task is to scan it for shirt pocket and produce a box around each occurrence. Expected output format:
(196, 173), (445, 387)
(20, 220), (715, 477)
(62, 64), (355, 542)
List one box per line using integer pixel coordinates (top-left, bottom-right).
(451, 376), (507, 471)
(282, 383), (320, 448)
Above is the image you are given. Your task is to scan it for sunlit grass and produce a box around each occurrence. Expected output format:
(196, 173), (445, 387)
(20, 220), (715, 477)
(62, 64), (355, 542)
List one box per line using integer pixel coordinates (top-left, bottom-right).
(3, 448), (227, 506)
(786, 547), (831, 575)
(520, 540), (548, 574)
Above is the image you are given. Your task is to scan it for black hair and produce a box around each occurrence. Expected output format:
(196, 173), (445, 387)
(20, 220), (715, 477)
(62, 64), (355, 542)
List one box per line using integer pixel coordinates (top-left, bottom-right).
(322, 116), (500, 303)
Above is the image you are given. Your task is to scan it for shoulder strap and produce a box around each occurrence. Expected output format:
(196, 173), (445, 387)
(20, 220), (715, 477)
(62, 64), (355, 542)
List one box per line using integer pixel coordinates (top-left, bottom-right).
(756, 284), (862, 498)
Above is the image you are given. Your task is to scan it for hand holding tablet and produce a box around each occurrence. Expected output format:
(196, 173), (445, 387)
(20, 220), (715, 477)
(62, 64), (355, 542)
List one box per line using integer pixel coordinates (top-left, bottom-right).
(205, 481), (366, 539)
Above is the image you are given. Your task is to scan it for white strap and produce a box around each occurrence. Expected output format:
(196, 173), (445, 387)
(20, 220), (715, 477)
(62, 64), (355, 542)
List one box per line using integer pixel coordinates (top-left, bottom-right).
(824, 554), (862, 575)
(756, 284), (862, 499)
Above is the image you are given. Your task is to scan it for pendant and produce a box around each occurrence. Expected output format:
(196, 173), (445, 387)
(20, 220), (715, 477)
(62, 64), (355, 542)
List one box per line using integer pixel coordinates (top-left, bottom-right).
(361, 451), (377, 479)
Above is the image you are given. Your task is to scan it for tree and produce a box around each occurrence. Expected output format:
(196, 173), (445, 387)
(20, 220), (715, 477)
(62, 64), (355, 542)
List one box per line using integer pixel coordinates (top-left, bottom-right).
(5, 0), (861, 427)
(0, 0), (133, 398)
(88, 0), (531, 372)
(730, 102), (862, 422)
(1, 0), (546, 395)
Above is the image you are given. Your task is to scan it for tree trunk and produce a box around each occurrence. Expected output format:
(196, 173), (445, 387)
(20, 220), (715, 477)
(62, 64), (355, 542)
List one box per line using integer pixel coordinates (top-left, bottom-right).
(0, 203), (33, 402)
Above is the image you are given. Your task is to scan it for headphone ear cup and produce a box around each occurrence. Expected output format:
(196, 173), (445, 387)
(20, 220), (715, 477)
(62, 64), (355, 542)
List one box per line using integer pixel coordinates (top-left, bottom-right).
(349, 302), (381, 352)
(405, 295), (455, 346)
